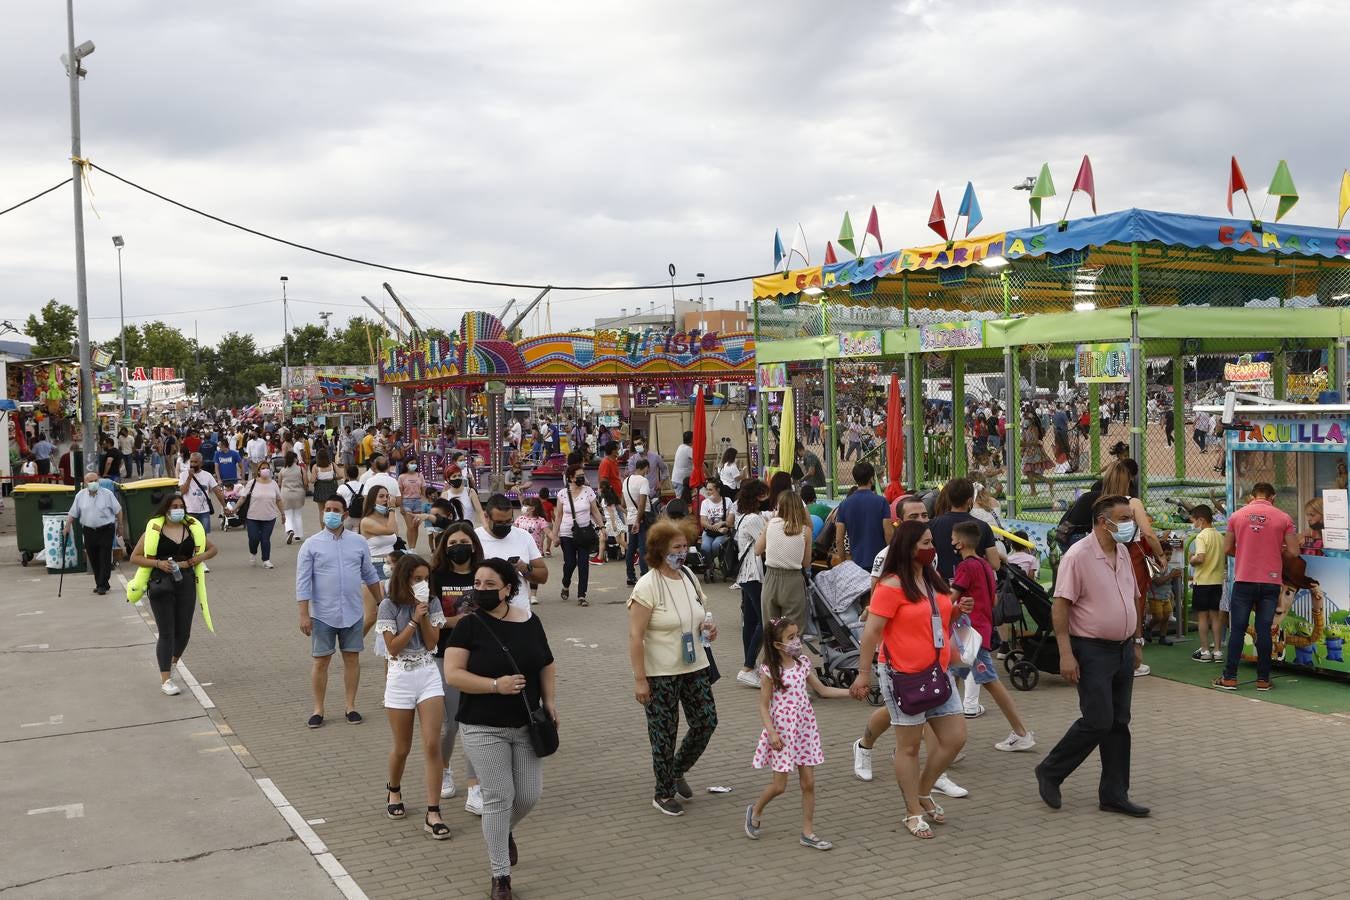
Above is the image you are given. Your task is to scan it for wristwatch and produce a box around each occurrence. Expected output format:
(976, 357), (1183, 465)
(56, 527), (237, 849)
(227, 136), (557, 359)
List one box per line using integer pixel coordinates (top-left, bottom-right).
(1133, 637), (1145, 645)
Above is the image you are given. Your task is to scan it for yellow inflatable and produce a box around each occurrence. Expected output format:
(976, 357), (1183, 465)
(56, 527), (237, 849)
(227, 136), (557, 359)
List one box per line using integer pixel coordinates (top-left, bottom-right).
(126, 515), (214, 632)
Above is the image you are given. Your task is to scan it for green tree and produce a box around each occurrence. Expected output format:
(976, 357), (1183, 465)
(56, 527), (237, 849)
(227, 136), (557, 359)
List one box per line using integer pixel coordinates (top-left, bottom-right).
(22, 299), (78, 358)
(140, 321), (195, 374)
(100, 324), (147, 368)
(203, 331), (278, 407)
(328, 316), (390, 365)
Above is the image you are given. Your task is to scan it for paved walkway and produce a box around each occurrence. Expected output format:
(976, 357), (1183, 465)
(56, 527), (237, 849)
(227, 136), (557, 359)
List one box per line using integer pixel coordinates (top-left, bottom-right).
(6, 514), (1350, 899)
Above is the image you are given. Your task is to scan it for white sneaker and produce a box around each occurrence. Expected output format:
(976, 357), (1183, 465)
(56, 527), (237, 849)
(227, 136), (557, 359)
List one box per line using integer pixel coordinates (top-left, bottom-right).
(464, 785), (483, 816)
(203, 564), (210, 573)
(529, 595), (539, 606)
(963, 704), (986, 719)
(735, 670), (760, 688)
(852, 739), (873, 782)
(249, 554), (257, 567)
(995, 730), (1037, 752)
(263, 560), (275, 569)
(932, 774), (969, 798)
(1212, 650), (1223, 662)
(1133, 664), (1151, 677)
(440, 770), (456, 799)
(160, 680), (181, 696)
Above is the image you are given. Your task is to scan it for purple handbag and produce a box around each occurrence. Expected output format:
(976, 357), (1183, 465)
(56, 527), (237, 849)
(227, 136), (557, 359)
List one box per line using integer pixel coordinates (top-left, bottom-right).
(888, 583), (952, 715)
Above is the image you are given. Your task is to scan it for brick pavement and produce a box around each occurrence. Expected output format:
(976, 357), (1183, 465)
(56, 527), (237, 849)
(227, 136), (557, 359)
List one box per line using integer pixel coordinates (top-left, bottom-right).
(177, 526), (1350, 900)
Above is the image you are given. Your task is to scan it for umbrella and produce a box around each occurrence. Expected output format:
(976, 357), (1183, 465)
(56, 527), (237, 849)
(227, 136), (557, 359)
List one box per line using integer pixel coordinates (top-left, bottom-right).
(777, 385), (796, 477)
(690, 385), (707, 490)
(886, 371), (905, 493)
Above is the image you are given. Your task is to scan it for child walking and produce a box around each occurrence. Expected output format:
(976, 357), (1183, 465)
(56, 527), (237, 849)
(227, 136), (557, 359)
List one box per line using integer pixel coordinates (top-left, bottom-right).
(949, 522), (1035, 752)
(745, 618), (851, 850)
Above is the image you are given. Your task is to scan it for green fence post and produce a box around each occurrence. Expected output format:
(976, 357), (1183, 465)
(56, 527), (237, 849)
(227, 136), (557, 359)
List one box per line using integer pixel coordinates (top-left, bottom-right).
(1088, 380), (1101, 475)
(1008, 345), (1022, 518)
(823, 357), (837, 499)
(1172, 351), (1185, 482)
(952, 355), (966, 478)
(1129, 242), (1147, 498)
(908, 352), (924, 489)
(1273, 347), (1288, 489)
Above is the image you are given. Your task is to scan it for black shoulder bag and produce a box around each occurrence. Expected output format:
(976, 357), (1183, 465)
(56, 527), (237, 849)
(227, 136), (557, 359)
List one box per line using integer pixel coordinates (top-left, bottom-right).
(189, 473), (215, 516)
(627, 479), (656, 528)
(474, 613), (559, 758)
(566, 487), (599, 555)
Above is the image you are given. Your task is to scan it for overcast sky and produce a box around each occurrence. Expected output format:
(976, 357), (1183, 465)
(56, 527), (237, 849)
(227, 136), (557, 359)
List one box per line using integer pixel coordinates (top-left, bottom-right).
(3, 0), (1349, 352)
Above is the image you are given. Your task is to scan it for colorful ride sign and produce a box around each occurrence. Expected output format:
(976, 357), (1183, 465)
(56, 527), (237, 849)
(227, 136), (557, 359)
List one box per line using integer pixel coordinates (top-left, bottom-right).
(1075, 342), (1132, 383)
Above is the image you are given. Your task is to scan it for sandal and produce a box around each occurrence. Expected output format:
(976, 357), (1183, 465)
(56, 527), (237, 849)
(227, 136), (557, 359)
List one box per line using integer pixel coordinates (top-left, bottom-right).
(919, 795), (946, 824)
(560, 587), (570, 602)
(386, 784), (405, 819)
(902, 814), (933, 839)
(424, 805), (450, 840)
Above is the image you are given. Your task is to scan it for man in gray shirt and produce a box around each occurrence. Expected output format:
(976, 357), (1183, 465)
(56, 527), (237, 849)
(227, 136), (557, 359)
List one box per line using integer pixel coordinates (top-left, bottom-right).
(66, 470), (126, 594)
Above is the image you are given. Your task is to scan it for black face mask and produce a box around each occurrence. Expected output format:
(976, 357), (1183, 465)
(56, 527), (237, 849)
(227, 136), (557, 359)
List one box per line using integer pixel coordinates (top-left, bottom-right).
(1311, 521), (1324, 532)
(469, 588), (503, 612)
(490, 522), (512, 539)
(448, 479), (463, 488)
(573, 477), (586, 486)
(447, 543), (474, 564)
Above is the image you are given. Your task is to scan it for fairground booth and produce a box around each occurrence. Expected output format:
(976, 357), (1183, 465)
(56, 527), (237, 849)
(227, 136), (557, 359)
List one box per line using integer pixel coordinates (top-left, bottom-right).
(377, 311), (756, 490)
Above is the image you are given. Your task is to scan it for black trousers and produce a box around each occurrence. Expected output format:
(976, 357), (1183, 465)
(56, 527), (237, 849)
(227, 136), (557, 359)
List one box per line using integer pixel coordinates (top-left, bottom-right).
(83, 524), (116, 591)
(1039, 636), (1134, 804)
(147, 572), (197, 672)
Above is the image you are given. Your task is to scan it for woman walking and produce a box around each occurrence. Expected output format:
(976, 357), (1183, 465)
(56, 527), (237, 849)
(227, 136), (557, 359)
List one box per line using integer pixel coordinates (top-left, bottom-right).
(1020, 408), (1054, 498)
(756, 491), (812, 637)
(848, 520), (968, 839)
(279, 451), (309, 544)
(627, 519), (719, 817)
(718, 447), (744, 500)
(429, 522), (483, 813)
(398, 458), (427, 550)
(361, 486), (400, 633)
(552, 464), (602, 607)
(126, 493), (218, 695)
(310, 447), (339, 514)
(733, 479), (769, 687)
(443, 558), (558, 900)
(374, 554), (449, 839)
(240, 462), (283, 568)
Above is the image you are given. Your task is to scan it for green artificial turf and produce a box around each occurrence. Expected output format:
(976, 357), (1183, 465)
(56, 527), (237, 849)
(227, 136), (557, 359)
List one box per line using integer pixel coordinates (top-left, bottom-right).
(1142, 637), (1350, 715)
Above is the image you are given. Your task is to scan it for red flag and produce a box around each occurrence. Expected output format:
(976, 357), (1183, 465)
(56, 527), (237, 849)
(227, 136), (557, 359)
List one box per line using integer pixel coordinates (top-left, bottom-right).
(689, 386), (707, 489)
(1227, 155), (1248, 214)
(824, 241), (838, 265)
(864, 205), (883, 253)
(927, 191), (948, 241)
(1071, 155), (1097, 214)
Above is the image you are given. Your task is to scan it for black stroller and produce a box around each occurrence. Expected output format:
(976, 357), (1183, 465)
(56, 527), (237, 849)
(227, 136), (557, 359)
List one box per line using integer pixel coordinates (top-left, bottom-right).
(998, 565), (1061, 691)
(806, 561), (882, 707)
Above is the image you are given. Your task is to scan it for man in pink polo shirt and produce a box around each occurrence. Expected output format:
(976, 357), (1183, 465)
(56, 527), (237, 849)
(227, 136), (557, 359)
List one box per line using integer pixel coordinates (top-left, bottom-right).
(1214, 482), (1298, 693)
(1036, 495), (1149, 818)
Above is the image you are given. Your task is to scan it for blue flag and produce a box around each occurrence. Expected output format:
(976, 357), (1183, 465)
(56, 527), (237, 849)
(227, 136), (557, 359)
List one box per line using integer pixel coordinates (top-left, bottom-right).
(957, 181), (983, 236)
(773, 229), (785, 270)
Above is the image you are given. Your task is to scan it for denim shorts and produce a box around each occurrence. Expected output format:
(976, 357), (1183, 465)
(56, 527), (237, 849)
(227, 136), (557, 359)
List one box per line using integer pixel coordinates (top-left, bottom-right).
(878, 663), (964, 727)
(952, 648), (999, 687)
(311, 618), (363, 657)
(401, 499), (424, 514)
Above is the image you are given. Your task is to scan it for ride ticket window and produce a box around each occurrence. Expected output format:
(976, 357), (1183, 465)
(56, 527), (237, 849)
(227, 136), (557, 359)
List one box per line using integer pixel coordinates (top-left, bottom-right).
(1232, 448), (1301, 521)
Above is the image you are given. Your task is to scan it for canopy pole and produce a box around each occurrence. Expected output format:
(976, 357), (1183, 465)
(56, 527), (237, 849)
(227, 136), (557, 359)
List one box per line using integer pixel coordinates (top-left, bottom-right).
(907, 352), (924, 490)
(952, 355), (966, 479)
(1007, 345), (1021, 518)
(1129, 244), (1145, 493)
(1172, 351), (1185, 481)
(1337, 337), (1348, 401)
(1088, 380), (1101, 478)
(823, 358), (837, 499)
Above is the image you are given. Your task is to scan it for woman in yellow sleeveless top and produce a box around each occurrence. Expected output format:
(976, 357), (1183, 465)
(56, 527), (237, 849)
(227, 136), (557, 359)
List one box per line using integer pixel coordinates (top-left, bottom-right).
(127, 493), (218, 695)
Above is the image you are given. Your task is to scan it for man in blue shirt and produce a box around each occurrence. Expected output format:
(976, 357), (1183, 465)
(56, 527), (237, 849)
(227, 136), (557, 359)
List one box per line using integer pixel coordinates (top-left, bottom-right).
(214, 445), (242, 487)
(833, 461), (889, 571)
(33, 436), (56, 476)
(296, 496), (383, 728)
(198, 433), (218, 475)
(65, 470), (126, 594)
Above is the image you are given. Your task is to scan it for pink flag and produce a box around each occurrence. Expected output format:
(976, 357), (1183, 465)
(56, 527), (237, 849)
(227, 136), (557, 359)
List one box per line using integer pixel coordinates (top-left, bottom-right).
(1071, 155), (1097, 214)
(864, 205), (883, 253)
(927, 191), (948, 240)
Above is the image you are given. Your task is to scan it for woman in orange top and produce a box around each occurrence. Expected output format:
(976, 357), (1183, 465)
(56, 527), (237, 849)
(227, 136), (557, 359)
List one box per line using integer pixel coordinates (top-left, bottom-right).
(849, 520), (969, 839)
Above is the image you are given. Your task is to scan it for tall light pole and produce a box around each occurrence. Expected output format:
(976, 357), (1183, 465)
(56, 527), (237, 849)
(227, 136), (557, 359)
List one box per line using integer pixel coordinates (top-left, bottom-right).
(112, 235), (128, 425)
(280, 275), (289, 402)
(1012, 176), (1036, 228)
(64, 0), (97, 470)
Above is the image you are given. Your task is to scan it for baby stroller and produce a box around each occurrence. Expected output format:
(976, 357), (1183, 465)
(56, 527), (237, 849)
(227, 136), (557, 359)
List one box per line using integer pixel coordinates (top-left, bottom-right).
(219, 486), (243, 532)
(806, 561), (881, 707)
(998, 565), (1061, 691)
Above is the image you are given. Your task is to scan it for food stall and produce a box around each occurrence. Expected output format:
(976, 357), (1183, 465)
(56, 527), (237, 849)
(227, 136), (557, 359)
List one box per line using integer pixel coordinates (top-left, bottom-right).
(1209, 402), (1350, 676)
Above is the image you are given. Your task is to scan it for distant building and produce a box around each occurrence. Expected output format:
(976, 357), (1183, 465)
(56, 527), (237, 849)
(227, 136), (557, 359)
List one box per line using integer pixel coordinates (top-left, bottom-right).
(595, 299), (749, 334)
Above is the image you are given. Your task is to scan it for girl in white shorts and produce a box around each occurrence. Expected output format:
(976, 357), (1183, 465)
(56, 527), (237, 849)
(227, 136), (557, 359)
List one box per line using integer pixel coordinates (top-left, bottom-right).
(375, 553), (451, 839)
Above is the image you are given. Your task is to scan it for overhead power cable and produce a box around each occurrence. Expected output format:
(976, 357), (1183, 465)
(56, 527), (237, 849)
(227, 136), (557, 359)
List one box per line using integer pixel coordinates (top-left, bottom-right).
(0, 178), (73, 217)
(88, 163), (776, 293)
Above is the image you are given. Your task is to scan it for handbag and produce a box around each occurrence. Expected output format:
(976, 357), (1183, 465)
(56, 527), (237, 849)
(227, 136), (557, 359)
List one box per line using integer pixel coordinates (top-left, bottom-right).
(887, 583), (953, 715)
(566, 488), (599, 554)
(474, 612), (559, 758)
(235, 481), (257, 520)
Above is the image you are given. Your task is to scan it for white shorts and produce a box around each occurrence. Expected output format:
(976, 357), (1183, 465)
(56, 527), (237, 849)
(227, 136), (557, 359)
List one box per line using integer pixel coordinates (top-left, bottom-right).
(383, 661), (445, 710)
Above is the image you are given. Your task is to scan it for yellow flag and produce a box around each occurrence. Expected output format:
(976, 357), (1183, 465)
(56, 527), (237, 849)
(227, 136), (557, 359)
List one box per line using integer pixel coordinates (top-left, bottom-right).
(1339, 170), (1350, 228)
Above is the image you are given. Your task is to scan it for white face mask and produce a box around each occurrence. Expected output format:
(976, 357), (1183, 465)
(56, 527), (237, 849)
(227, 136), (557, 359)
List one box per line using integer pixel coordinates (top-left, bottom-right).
(412, 580), (430, 603)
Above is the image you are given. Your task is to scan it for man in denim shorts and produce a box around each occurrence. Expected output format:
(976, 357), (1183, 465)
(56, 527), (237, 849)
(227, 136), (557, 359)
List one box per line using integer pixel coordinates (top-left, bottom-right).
(297, 497), (384, 728)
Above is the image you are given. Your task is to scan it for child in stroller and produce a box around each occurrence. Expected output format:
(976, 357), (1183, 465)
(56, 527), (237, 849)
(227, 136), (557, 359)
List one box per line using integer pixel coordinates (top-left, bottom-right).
(219, 485), (243, 532)
(998, 564), (1061, 691)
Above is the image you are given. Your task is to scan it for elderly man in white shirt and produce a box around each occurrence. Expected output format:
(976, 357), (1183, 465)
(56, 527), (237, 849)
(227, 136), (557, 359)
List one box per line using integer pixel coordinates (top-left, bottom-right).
(65, 471), (127, 594)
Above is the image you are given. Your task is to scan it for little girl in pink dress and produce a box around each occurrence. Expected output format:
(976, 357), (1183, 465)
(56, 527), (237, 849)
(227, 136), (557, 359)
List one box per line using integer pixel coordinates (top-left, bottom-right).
(746, 618), (852, 850)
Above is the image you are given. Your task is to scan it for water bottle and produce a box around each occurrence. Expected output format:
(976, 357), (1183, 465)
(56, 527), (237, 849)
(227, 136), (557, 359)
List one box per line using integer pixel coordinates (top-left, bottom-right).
(701, 611), (714, 647)
(169, 559), (182, 583)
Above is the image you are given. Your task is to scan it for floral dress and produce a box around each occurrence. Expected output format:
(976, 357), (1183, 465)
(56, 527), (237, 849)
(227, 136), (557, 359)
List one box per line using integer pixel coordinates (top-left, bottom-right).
(1020, 424), (1053, 475)
(752, 656), (824, 773)
(515, 514), (551, 555)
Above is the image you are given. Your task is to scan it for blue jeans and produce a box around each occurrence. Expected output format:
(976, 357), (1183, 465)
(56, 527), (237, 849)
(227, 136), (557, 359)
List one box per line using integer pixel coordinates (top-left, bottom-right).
(700, 532), (729, 560)
(739, 580), (763, 669)
(1224, 581), (1280, 681)
(626, 524), (648, 583)
(246, 517), (275, 561)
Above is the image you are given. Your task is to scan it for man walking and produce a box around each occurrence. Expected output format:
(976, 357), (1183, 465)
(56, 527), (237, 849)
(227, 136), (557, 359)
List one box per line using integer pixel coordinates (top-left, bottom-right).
(833, 462), (889, 570)
(1214, 483), (1298, 693)
(33, 434), (55, 476)
(179, 452), (228, 536)
(65, 471), (126, 595)
(296, 497), (383, 728)
(1036, 495), (1149, 817)
(671, 430), (695, 502)
(624, 458), (652, 586)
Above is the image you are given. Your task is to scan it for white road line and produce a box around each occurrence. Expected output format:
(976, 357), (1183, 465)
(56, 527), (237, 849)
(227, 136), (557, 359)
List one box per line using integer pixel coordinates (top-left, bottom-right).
(306, 817), (327, 826)
(16, 610), (44, 617)
(20, 715), (64, 728)
(17, 643), (51, 650)
(27, 803), (84, 819)
(174, 661), (215, 710)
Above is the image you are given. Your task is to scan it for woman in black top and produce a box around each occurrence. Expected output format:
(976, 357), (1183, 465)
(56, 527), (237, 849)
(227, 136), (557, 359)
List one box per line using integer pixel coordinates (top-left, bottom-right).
(444, 558), (556, 900)
(429, 521), (484, 810)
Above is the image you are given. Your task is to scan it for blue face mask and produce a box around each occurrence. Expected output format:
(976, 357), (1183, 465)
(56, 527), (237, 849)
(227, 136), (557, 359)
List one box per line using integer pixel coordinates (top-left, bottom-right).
(324, 511), (344, 530)
(1110, 520), (1138, 544)
(168, 509), (186, 523)
(375, 504), (389, 515)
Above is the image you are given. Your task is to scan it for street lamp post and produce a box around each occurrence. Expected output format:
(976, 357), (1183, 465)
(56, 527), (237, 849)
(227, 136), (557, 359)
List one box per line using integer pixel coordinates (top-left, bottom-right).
(280, 275), (289, 403)
(63, 0), (98, 470)
(1012, 176), (1036, 228)
(112, 235), (127, 425)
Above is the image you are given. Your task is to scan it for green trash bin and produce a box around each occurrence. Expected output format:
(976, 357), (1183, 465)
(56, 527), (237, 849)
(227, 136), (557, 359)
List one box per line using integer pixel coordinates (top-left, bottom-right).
(13, 484), (79, 567)
(119, 477), (183, 541)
